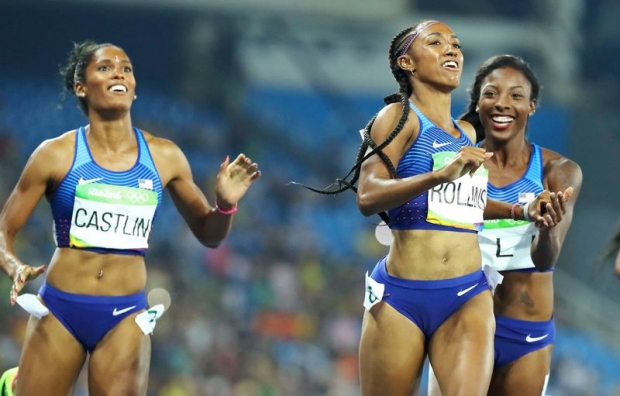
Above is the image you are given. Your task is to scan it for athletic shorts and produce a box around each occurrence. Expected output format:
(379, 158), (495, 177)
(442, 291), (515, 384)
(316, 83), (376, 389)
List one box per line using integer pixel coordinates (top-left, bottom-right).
(39, 281), (147, 351)
(366, 257), (490, 339)
(494, 314), (555, 367)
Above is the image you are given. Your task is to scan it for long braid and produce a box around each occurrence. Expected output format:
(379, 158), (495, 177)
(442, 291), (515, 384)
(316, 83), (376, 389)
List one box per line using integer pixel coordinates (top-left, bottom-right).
(291, 23), (425, 223)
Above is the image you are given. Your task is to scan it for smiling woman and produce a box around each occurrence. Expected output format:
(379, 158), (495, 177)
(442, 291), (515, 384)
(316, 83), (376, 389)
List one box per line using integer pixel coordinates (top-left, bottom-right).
(0, 40), (261, 395)
(291, 21), (574, 395)
(454, 54), (581, 396)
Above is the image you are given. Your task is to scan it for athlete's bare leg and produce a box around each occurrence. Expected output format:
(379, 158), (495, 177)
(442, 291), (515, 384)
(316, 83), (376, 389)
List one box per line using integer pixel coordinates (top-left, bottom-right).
(359, 302), (426, 396)
(488, 345), (553, 396)
(428, 291), (495, 396)
(87, 312), (151, 396)
(16, 313), (86, 396)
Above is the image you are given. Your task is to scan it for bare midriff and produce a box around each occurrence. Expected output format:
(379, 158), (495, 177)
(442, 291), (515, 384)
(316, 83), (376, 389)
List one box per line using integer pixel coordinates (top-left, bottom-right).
(386, 229), (482, 280)
(493, 271), (554, 321)
(44, 247), (147, 295)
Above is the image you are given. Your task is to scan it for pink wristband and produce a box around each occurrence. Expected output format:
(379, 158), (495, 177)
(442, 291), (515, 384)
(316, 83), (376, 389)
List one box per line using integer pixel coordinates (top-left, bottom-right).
(215, 201), (238, 215)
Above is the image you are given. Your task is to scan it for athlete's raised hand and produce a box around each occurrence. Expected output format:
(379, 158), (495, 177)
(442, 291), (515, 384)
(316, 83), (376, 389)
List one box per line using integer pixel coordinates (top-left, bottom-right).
(214, 154), (261, 209)
(9, 264), (46, 305)
(527, 187), (573, 229)
(436, 146), (493, 182)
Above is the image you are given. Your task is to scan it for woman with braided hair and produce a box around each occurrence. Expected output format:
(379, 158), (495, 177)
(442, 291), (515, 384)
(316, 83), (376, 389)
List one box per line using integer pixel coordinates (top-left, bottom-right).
(294, 20), (573, 395)
(353, 20), (499, 396)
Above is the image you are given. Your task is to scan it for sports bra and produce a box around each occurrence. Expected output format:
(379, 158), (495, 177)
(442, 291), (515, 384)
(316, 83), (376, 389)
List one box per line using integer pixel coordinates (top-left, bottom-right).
(387, 103), (487, 233)
(50, 126), (163, 256)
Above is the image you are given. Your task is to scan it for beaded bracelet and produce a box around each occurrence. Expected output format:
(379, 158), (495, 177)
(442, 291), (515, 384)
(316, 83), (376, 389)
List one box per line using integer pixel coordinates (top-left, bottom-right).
(510, 202), (519, 221)
(215, 201), (238, 215)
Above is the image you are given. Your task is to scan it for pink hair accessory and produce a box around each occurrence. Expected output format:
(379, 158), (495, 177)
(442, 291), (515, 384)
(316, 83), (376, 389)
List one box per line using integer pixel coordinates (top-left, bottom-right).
(396, 20), (442, 57)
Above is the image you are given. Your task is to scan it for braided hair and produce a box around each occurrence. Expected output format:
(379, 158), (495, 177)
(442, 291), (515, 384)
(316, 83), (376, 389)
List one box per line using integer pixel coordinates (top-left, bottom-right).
(459, 54), (540, 142)
(596, 220), (620, 274)
(292, 21), (436, 223)
(59, 40), (116, 116)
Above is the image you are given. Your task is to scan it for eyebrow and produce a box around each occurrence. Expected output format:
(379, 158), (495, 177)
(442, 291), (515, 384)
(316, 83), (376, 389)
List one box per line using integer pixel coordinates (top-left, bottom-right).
(423, 32), (459, 40)
(483, 84), (526, 90)
(95, 58), (132, 64)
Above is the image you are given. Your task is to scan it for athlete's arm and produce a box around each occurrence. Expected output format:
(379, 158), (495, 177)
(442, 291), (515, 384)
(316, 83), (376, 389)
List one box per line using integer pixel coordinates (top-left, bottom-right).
(0, 140), (61, 303)
(156, 139), (259, 248)
(530, 156), (582, 270)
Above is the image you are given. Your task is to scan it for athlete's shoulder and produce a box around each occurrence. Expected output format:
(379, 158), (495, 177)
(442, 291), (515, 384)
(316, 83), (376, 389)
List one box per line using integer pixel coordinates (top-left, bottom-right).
(539, 146), (580, 170)
(30, 129), (77, 161)
(538, 145), (582, 189)
(140, 130), (186, 165)
(372, 101), (419, 138)
(456, 119), (476, 143)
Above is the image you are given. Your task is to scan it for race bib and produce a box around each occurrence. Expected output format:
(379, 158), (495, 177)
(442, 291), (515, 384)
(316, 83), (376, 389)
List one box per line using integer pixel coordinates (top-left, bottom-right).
(427, 152), (488, 231)
(69, 183), (157, 250)
(363, 272), (385, 311)
(479, 219), (538, 271)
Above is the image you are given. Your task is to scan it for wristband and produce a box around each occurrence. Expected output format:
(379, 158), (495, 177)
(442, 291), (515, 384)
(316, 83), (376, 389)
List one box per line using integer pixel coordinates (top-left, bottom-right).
(522, 201), (531, 222)
(215, 201), (238, 215)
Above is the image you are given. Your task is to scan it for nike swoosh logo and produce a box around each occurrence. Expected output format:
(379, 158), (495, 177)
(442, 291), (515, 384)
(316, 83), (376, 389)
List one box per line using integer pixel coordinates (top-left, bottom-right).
(457, 283), (479, 297)
(112, 305), (137, 316)
(432, 141), (451, 149)
(525, 334), (549, 343)
(78, 177), (104, 185)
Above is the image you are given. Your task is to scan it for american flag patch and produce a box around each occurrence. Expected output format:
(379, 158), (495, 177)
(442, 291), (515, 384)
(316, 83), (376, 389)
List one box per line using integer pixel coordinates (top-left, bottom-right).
(518, 192), (535, 203)
(139, 179), (153, 190)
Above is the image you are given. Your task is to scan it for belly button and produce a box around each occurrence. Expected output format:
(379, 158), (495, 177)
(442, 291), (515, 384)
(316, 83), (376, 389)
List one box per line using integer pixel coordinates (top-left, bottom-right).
(97, 269), (104, 279)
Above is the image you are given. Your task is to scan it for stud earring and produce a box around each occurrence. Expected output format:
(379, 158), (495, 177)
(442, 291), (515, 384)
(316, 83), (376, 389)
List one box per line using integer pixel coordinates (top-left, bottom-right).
(475, 106), (479, 113)
(134, 95), (138, 100)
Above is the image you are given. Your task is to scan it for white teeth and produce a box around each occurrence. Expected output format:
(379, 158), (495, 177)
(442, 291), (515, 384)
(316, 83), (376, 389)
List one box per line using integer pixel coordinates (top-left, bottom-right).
(492, 116), (514, 123)
(443, 61), (458, 68)
(109, 85), (127, 93)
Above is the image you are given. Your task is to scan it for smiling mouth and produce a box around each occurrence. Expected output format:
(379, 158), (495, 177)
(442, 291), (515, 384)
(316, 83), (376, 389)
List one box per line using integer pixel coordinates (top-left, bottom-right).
(108, 84), (127, 93)
(442, 61), (459, 70)
(491, 115), (514, 126)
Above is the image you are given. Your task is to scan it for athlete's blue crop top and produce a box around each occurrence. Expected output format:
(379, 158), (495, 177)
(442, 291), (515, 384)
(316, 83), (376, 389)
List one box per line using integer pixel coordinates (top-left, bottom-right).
(484, 143), (544, 208)
(387, 103), (476, 233)
(50, 126), (163, 256)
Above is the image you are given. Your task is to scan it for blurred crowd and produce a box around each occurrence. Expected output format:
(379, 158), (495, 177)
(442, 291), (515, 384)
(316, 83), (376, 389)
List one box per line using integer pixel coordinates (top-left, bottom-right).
(0, 80), (618, 395)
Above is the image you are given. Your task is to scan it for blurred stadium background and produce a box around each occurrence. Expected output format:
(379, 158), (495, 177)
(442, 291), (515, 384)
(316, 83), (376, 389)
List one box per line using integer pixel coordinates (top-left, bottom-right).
(1, 0), (619, 395)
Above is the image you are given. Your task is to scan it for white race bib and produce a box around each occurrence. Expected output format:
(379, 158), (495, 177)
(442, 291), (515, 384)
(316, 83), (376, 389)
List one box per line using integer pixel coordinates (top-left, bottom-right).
(479, 219), (538, 271)
(69, 183), (157, 250)
(427, 152), (488, 231)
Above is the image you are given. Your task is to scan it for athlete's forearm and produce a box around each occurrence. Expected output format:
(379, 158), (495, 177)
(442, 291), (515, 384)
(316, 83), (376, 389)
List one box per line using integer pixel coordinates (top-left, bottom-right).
(530, 229), (562, 271)
(484, 199), (525, 220)
(196, 209), (234, 248)
(357, 171), (445, 216)
(0, 231), (22, 280)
